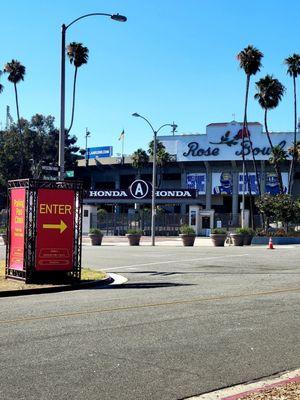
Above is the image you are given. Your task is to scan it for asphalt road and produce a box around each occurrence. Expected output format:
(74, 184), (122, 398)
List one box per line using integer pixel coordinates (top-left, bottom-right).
(0, 244), (300, 400)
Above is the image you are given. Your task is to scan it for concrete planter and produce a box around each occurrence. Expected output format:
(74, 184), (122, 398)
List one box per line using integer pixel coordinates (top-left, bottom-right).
(210, 234), (226, 247)
(243, 234), (253, 246)
(230, 233), (244, 246)
(180, 234), (196, 247)
(89, 234), (103, 246)
(126, 234), (141, 246)
(251, 236), (300, 245)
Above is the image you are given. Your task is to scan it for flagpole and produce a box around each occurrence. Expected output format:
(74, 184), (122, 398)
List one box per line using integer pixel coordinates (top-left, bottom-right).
(122, 134), (124, 158)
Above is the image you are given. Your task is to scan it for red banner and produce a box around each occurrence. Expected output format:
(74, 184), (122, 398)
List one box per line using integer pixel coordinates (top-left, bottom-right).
(36, 189), (75, 271)
(9, 188), (26, 270)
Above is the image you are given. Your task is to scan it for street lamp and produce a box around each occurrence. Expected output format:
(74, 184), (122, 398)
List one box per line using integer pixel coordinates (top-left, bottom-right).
(132, 113), (177, 246)
(59, 12), (127, 180)
(85, 128), (91, 167)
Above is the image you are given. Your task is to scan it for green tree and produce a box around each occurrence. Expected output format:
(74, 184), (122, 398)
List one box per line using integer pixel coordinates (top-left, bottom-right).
(66, 42), (89, 134)
(3, 59), (26, 176)
(237, 45), (263, 197)
(254, 75), (286, 193)
(132, 148), (149, 178)
(0, 114), (80, 194)
(269, 145), (288, 169)
(255, 193), (299, 231)
(284, 54), (300, 194)
(148, 140), (171, 187)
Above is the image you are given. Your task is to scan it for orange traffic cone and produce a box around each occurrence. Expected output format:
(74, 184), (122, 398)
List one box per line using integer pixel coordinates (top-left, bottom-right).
(268, 237), (274, 250)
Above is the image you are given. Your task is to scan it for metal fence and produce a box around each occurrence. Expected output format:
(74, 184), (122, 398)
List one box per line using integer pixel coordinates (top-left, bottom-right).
(91, 212), (263, 236)
(91, 213), (189, 236)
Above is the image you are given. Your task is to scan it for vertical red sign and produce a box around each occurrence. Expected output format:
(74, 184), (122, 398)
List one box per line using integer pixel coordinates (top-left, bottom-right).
(36, 189), (75, 271)
(9, 188), (26, 270)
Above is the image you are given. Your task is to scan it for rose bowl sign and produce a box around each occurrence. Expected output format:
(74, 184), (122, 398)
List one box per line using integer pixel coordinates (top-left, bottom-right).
(88, 179), (196, 200)
(160, 121), (293, 162)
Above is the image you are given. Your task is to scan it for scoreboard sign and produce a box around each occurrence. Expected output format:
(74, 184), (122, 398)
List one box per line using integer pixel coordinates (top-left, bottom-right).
(35, 189), (75, 271)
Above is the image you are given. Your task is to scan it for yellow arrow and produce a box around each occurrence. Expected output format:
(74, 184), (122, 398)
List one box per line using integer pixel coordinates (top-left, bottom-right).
(43, 220), (67, 234)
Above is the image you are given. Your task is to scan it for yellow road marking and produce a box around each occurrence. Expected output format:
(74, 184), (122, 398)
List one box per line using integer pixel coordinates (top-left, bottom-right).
(1, 286), (300, 325)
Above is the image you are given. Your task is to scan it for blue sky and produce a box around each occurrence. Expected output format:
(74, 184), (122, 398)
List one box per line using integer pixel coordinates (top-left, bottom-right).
(0, 0), (300, 156)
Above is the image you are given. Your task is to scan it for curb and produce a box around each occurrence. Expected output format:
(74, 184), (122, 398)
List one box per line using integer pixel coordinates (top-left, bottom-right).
(0, 275), (114, 298)
(187, 368), (300, 399)
(222, 375), (300, 399)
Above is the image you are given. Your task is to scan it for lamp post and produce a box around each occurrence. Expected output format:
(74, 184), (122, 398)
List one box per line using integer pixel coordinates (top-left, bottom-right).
(59, 12), (127, 180)
(132, 113), (177, 246)
(85, 128), (91, 167)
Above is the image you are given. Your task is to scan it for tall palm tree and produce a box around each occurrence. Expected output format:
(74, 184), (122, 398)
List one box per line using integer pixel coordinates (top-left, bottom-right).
(4, 59), (26, 175)
(66, 42), (89, 134)
(3, 60), (25, 134)
(254, 75), (286, 193)
(237, 45), (263, 198)
(132, 148), (149, 178)
(148, 140), (171, 187)
(284, 54), (300, 194)
(0, 71), (4, 94)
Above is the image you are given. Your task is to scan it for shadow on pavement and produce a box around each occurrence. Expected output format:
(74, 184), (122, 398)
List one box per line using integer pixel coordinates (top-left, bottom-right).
(92, 281), (194, 290)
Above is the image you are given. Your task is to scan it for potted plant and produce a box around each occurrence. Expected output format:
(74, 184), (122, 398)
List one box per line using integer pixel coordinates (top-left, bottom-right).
(230, 228), (244, 246)
(237, 227), (255, 245)
(0, 226), (7, 245)
(126, 229), (143, 246)
(179, 225), (196, 246)
(210, 228), (227, 246)
(89, 228), (103, 246)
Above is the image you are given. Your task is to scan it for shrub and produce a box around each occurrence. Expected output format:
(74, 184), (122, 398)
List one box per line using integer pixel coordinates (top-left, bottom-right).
(127, 229), (143, 235)
(273, 228), (286, 237)
(0, 226), (7, 234)
(97, 208), (107, 216)
(179, 225), (195, 235)
(89, 228), (103, 236)
(235, 227), (255, 235)
(211, 228), (227, 234)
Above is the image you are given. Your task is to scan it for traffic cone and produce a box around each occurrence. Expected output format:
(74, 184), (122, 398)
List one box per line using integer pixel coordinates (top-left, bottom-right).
(268, 237), (274, 250)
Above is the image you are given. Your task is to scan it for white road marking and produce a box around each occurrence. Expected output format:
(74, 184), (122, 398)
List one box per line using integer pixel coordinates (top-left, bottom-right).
(103, 254), (249, 271)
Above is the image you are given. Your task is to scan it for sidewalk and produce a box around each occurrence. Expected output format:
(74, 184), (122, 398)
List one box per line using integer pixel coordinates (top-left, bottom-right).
(82, 235), (214, 246)
(187, 369), (300, 400)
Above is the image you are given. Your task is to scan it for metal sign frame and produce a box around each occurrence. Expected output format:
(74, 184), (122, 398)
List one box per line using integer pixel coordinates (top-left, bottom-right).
(6, 179), (83, 283)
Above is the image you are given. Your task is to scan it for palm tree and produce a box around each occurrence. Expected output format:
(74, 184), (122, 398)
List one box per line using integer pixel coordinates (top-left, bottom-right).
(148, 140), (171, 187)
(284, 54), (300, 194)
(132, 148), (149, 178)
(0, 71), (4, 94)
(255, 75), (286, 193)
(237, 45), (263, 197)
(3, 60), (25, 134)
(4, 60), (26, 175)
(66, 42), (89, 133)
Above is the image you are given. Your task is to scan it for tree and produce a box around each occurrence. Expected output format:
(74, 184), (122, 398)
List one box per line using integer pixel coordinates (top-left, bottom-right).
(254, 75), (286, 193)
(148, 140), (171, 187)
(255, 193), (299, 231)
(237, 45), (263, 198)
(0, 114), (80, 194)
(132, 148), (149, 178)
(3, 59), (26, 175)
(284, 54), (300, 194)
(269, 145), (288, 168)
(66, 42), (89, 134)
(0, 71), (4, 94)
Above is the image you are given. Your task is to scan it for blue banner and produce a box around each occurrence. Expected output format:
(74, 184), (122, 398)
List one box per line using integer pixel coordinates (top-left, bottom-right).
(186, 173), (206, 194)
(87, 146), (113, 159)
(238, 173), (260, 195)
